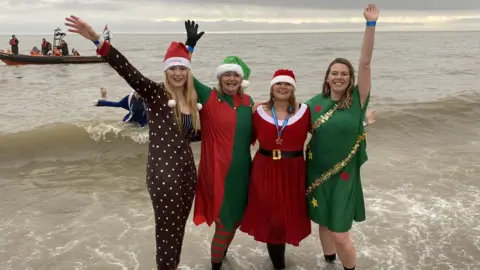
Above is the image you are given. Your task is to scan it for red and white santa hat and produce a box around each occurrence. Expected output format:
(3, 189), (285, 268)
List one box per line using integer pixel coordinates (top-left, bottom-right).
(270, 69), (296, 88)
(163, 42), (191, 71)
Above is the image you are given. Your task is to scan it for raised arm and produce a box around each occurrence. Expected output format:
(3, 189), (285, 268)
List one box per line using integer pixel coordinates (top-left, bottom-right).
(94, 95), (129, 109)
(357, 5), (379, 108)
(184, 20), (212, 104)
(64, 15), (159, 103)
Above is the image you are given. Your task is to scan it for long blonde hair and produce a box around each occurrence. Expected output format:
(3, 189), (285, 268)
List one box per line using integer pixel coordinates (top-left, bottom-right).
(163, 69), (200, 133)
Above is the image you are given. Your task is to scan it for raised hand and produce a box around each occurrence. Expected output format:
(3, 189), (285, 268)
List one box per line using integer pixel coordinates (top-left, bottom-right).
(363, 4), (379, 22)
(184, 20), (205, 48)
(65, 15), (100, 41)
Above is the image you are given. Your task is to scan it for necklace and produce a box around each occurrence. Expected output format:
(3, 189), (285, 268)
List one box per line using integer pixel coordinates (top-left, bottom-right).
(271, 104), (292, 145)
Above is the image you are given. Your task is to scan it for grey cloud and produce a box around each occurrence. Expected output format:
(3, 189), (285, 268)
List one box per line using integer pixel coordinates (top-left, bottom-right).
(5, 0), (121, 10)
(155, 0), (479, 10)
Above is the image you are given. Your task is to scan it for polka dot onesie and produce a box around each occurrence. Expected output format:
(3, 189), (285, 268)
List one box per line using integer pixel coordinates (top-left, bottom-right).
(98, 41), (197, 270)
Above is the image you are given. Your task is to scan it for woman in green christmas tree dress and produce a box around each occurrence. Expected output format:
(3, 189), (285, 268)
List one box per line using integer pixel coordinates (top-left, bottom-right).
(304, 4), (379, 270)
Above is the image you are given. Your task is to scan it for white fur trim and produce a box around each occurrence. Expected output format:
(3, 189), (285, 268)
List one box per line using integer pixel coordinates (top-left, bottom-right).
(167, 99), (176, 107)
(216, 64), (244, 78)
(257, 103), (308, 126)
(270, 75), (296, 88)
(163, 57), (191, 71)
(241, 80), (250, 88)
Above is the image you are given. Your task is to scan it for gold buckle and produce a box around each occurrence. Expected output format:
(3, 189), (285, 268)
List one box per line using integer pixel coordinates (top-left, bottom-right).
(272, 149), (282, 160)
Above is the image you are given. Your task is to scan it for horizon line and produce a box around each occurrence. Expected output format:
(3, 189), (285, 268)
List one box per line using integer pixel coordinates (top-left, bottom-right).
(1, 29), (479, 36)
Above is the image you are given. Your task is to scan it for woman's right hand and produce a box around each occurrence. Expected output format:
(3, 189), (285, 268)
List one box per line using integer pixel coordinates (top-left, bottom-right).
(65, 15), (100, 41)
(252, 102), (262, 112)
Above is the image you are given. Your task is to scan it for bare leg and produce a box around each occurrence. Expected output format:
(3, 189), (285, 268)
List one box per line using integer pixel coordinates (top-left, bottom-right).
(319, 225), (337, 262)
(332, 231), (356, 269)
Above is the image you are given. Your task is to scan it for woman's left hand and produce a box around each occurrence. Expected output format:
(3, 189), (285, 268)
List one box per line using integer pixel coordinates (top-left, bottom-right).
(365, 108), (377, 125)
(184, 20), (205, 48)
(363, 4), (379, 22)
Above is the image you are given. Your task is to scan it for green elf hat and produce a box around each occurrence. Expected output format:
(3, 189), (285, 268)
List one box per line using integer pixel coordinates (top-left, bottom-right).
(216, 56), (251, 88)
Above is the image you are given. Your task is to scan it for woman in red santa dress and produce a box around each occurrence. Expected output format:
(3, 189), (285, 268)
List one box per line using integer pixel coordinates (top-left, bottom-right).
(240, 69), (311, 269)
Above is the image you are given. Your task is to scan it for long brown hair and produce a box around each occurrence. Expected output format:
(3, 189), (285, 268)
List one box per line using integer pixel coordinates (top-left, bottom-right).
(322, 58), (356, 109)
(264, 86), (297, 114)
(163, 69), (200, 132)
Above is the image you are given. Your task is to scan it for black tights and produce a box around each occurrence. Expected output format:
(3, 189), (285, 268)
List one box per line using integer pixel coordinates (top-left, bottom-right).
(267, 243), (286, 269)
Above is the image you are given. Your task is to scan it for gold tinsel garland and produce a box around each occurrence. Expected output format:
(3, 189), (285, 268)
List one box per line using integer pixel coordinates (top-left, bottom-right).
(311, 103), (339, 131)
(306, 133), (366, 196)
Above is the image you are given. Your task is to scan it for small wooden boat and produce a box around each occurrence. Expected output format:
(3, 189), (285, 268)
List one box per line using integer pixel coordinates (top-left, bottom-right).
(0, 50), (105, 65)
(1, 25), (111, 66)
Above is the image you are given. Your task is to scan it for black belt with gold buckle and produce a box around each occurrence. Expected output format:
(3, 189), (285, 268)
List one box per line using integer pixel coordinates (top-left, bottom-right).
(258, 148), (304, 160)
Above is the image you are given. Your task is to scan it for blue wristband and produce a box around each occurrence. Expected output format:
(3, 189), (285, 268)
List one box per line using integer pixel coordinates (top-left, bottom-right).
(366, 21), (376, 27)
(186, 45), (194, 53)
(93, 37), (104, 46)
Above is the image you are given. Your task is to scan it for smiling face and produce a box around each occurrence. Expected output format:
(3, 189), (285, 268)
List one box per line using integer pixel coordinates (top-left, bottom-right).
(327, 63), (351, 95)
(322, 58), (356, 108)
(220, 71), (242, 95)
(271, 82), (294, 101)
(166, 66), (188, 88)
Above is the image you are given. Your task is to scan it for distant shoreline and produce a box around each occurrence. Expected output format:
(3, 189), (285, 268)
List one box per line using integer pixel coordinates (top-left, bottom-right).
(1, 29), (479, 35)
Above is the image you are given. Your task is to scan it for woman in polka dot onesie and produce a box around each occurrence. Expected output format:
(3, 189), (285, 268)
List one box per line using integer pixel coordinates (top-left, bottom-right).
(183, 21), (254, 269)
(65, 16), (201, 270)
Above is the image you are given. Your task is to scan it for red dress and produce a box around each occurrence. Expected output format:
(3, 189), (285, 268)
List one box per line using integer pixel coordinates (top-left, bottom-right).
(240, 103), (311, 246)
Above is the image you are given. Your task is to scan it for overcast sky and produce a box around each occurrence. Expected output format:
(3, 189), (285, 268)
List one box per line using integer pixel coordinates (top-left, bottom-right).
(1, 0), (479, 34)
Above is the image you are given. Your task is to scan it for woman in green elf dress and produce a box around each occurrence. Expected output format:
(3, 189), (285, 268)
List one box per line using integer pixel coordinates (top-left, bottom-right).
(304, 4), (379, 270)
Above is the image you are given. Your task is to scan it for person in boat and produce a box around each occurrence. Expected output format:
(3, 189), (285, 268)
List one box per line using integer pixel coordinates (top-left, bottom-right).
(93, 87), (148, 127)
(304, 5), (379, 270)
(9, 35), (19, 55)
(53, 47), (62, 56)
(58, 40), (69, 55)
(72, 48), (80, 56)
(30, 46), (41, 56)
(41, 38), (52, 55)
(66, 15), (202, 270)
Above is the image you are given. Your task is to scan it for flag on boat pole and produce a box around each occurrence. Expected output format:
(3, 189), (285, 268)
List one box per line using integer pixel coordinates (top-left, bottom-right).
(102, 25), (111, 42)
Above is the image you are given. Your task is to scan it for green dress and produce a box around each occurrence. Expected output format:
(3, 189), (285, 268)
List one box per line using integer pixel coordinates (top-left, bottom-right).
(305, 85), (370, 233)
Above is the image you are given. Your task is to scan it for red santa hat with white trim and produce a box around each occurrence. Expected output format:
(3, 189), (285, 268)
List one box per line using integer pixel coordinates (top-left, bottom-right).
(163, 42), (191, 71)
(270, 69), (296, 89)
